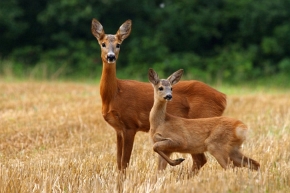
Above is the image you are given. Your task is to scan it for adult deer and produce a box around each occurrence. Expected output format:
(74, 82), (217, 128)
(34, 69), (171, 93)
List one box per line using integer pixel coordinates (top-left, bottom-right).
(91, 19), (227, 171)
(148, 68), (260, 171)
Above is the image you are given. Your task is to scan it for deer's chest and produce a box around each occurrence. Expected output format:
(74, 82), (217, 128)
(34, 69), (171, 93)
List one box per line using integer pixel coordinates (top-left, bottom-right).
(102, 108), (124, 131)
(102, 102), (150, 132)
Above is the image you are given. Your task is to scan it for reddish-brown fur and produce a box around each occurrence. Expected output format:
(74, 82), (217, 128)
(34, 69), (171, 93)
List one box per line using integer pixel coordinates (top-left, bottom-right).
(148, 69), (260, 171)
(91, 19), (227, 171)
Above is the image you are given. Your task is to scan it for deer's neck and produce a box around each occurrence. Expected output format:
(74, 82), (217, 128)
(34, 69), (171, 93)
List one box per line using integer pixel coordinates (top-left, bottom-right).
(149, 98), (167, 131)
(100, 61), (118, 105)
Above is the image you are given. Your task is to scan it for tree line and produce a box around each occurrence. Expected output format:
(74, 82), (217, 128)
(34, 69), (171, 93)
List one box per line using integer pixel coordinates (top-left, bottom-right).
(1, 0), (290, 83)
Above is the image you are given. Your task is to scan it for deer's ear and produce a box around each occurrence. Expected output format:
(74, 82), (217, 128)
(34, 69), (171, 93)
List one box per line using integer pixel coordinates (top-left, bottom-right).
(168, 69), (183, 85)
(91, 18), (105, 41)
(148, 68), (160, 85)
(116, 20), (132, 42)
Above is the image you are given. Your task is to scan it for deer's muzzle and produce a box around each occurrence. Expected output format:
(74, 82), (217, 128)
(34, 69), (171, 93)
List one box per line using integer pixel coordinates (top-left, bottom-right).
(164, 95), (172, 101)
(107, 54), (116, 63)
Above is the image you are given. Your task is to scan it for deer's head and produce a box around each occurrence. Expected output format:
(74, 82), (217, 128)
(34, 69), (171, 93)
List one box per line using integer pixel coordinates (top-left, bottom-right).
(148, 68), (183, 102)
(91, 19), (132, 64)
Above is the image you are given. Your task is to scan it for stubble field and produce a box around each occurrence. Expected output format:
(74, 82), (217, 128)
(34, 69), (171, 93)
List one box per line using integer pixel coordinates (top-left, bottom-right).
(0, 81), (289, 193)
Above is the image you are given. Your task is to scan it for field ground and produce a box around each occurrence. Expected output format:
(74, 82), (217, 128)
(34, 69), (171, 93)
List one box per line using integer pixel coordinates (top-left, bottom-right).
(0, 81), (290, 193)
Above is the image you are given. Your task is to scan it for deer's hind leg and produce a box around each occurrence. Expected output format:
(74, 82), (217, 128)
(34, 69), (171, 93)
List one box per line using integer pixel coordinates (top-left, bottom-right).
(153, 134), (185, 166)
(207, 146), (230, 169)
(205, 137), (231, 169)
(230, 148), (260, 170)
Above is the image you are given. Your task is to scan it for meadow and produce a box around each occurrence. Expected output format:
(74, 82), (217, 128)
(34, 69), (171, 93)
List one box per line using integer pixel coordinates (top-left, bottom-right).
(0, 80), (290, 193)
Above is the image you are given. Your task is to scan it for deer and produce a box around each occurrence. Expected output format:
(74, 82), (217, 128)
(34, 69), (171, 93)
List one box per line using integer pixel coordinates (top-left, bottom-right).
(148, 68), (260, 171)
(91, 18), (227, 171)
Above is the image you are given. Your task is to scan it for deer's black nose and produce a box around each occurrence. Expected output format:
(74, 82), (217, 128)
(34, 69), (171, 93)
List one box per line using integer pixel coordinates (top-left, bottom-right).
(107, 54), (116, 62)
(164, 95), (172, 100)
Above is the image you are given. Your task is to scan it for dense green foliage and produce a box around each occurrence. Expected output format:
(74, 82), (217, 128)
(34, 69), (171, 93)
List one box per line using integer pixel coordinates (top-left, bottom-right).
(1, 0), (290, 83)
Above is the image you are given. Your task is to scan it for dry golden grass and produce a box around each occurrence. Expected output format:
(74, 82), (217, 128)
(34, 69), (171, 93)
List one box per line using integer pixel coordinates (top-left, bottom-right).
(0, 81), (290, 193)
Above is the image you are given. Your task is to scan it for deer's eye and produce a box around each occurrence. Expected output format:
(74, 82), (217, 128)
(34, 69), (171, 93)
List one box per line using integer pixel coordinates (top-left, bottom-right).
(116, 43), (121, 48)
(158, 87), (163, 91)
(171, 88), (173, 91)
(101, 43), (106, 47)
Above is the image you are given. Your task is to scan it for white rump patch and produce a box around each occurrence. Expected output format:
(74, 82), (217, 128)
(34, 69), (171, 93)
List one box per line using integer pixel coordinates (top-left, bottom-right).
(235, 125), (248, 141)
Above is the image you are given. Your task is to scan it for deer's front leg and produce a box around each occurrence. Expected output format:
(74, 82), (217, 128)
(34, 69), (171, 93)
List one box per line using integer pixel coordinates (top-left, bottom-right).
(153, 135), (185, 167)
(153, 134), (172, 170)
(153, 142), (184, 166)
(121, 129), (136, 170)
(158, 153), (172, 170)
(191, 153), (207, 172)
(116, 132), (123, 170)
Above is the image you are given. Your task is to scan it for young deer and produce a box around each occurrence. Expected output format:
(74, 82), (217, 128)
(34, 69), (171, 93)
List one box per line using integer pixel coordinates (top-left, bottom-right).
(149, 68), (260, 170)
(91, 19), (227, 171)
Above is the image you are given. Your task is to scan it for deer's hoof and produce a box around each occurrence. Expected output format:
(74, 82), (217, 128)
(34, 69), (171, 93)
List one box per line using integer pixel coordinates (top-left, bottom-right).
(174, 158), (185, 165)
